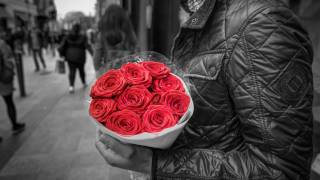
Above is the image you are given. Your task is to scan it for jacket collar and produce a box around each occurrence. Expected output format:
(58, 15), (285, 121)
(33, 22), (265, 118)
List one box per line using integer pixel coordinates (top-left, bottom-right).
(181, 0), (216, 29)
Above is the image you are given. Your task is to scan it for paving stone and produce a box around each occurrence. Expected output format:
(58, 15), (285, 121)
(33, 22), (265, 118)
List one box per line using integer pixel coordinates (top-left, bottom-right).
(0, 154), (46, 176)
(0, 174), (38, 180)
(66, 165), (131, 180)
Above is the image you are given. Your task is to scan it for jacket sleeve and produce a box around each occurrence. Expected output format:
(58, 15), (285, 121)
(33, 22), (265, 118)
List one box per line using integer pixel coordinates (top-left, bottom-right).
(151, 7), (313, 180)
(152, 147), (287, 179)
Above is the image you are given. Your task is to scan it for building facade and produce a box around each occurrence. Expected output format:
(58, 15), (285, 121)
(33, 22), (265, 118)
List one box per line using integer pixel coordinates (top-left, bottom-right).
(0, 0), (37, 30)
(95, 0), (179, 55)
(34, 0), (56, 30)
(0, 0), (56, 31)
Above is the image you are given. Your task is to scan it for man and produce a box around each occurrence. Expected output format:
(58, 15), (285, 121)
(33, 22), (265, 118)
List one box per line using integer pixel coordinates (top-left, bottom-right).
(58, 24), (93, 93)
(96, 0), (314, 179)
(12, 26), (25, 57)
(30, 26), (46, 72)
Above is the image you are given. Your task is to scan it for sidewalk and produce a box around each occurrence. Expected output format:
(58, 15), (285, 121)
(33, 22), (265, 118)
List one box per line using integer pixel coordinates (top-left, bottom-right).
(0, 52), (131, 180)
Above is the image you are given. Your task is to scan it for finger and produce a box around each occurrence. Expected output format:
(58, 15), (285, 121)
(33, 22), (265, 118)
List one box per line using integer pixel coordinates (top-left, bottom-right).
(97, 130), (105, 141)
(98, 133), (117, 148)
(96, 141), (115, 165)
(95, 141), (109, 157)
(99, 134), (134, 158)
(99, 133), (125, 151)
(95, 141), (126, 167)
(96, 130), (102, 141)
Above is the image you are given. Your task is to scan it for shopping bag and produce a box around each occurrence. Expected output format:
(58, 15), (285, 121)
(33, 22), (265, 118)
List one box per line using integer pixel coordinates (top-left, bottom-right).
(55, 59), (66, 74)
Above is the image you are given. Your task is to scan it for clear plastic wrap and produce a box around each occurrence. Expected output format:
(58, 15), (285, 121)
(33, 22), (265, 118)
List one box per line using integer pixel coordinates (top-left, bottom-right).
(92, 51), (194, 149)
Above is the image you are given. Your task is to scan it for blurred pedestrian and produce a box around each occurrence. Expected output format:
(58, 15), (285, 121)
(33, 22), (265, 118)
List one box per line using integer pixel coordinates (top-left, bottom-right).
(30, 26), (46, 72)
(43, 25), (50, 54)
(58, 24), (93, 94)
(4, 28), (14, 50)
(93, 4), (138, 78)
(0, 29), (25, 137)
(12, 26), (24, 62)
(26, 27), (33, 56)
(86, 28), (96, 47)
(48, 31), (57, 57)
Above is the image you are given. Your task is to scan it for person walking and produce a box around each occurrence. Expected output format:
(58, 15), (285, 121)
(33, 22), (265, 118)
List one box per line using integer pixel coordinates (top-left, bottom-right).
(93, 4), (138, 78)
(58, 24), (93, 94)
(12, 26), (25, 58)
(30, 26), (46, 72)
(0, 30), (25, 141)
(26, 28), (33, 56)
(95, 0), (314, 180)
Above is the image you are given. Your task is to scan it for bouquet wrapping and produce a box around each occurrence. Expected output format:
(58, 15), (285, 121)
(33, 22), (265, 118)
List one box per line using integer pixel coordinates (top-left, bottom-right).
(89, 52), (194, 149)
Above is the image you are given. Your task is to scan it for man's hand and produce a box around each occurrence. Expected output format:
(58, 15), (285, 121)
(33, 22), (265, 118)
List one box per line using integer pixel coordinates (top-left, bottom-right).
(95, 130), (153, 174)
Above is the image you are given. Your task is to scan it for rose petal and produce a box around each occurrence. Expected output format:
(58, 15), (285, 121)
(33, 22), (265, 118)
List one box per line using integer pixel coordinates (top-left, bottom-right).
(121, 63), (152, 88)
(89, 99), (117, 123)
(117, 86), (153, 114)
(161, 91), (190, 116)
(90, 70), (127, 98)
(142, 105), (177, 133)
(153, 74), (185, 93)
(106, 110), (142, 135)
(141, 61), (170, 79)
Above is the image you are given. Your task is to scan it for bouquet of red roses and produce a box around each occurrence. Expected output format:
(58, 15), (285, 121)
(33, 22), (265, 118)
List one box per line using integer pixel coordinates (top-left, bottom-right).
(89, 55), (193, 149)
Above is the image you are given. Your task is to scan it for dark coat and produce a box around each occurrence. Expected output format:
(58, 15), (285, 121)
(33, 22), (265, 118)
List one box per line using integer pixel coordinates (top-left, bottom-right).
(0, 39), (15, 96)
(59, 34), (92, 64)
(152, 0), (314, 179)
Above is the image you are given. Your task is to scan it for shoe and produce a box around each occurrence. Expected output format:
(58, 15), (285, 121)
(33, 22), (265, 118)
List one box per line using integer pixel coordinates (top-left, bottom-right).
(34, 69), (40, 72)
(83, 83), (88, 89)
(0, 137), (2, 143)
(69, 86), (75, 94)
(12, 123), (25, 134)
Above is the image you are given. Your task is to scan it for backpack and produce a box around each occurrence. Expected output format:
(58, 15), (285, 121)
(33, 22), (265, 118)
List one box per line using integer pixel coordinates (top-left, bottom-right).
(0, 50), (14, 84)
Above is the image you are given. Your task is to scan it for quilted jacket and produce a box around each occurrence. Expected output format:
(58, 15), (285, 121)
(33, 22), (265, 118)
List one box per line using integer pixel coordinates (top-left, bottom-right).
(151, 0), (314, 179)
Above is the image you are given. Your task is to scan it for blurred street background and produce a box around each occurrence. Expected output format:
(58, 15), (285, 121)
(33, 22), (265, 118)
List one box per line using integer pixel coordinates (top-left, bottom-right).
(0, 0), (319, 180)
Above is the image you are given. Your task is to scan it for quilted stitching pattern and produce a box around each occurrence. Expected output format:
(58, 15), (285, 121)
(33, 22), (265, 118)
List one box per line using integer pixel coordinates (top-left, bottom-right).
(152, 0), (313, 180)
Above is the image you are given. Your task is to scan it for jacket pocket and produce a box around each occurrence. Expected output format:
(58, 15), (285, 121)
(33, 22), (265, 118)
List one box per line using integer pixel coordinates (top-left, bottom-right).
(184, 52), (224, 81)
(183, 52), (229, 126)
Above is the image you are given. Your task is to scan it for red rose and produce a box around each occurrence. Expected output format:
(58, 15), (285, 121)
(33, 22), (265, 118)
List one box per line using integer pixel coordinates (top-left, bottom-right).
(142, 105), (177, 133)
(106, 110), (142, 135)
(153, 74), (185, 93)
(161, 91), (190, 116)
(89, 99), (117, 123)
(90, 70), (126, 98)
(141, 61), (170, 79)
(117, 86), (153, 114)
(150, 93), (163, 105)
(121, 63), (152, 88)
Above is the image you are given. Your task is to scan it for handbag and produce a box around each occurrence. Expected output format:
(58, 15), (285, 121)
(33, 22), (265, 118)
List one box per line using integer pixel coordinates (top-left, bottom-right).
(55, 59), (66, 74)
